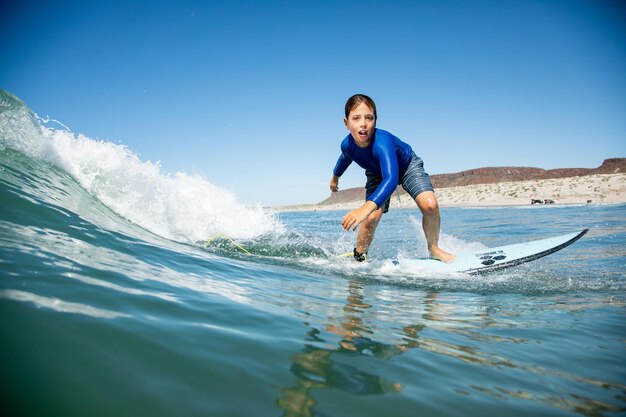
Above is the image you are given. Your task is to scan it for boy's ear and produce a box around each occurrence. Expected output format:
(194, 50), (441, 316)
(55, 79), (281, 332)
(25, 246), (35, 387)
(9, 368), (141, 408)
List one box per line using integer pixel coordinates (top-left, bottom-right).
(343, 117), (348, 128)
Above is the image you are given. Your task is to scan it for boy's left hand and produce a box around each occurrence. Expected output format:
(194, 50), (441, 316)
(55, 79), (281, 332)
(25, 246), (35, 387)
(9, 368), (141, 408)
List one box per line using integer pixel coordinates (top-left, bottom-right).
(342, 201), (378, 231)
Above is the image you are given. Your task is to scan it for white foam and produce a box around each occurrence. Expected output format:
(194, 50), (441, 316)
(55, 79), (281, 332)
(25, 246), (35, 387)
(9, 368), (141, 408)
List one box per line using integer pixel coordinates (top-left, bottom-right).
(4, 114), (280, 242)
(407, 215), (487, 254)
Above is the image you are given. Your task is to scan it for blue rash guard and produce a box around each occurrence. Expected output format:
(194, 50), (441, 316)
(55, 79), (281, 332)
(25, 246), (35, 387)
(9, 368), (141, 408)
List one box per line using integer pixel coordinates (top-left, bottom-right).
(333, 129), (414, 208)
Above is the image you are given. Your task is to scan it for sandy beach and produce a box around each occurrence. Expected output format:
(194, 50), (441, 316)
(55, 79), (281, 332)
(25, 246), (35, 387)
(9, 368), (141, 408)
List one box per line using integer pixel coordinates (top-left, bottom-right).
(274, 173), (626, 212)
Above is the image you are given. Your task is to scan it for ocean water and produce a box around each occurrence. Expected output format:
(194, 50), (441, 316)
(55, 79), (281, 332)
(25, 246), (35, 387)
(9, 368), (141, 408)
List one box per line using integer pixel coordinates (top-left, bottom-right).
(1, 90), (625, 417)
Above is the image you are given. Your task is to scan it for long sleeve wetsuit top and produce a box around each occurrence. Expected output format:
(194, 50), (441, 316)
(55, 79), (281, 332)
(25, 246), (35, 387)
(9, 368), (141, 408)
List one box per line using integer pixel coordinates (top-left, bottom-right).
(333, 129), (414, 208)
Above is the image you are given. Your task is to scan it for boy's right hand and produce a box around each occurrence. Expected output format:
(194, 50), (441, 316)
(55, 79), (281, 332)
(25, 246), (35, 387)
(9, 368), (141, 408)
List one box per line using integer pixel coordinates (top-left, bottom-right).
(330, 175), (339, 192)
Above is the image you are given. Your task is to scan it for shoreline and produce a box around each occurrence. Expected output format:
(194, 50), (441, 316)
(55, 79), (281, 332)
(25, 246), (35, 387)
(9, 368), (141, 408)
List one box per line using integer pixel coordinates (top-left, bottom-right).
(272, 173), (626, 212)
(272, 200), (626, 213)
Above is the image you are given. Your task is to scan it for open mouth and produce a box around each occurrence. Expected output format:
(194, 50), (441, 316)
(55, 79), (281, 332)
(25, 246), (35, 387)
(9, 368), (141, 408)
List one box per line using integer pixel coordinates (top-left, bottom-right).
(358, 130), (368, 137)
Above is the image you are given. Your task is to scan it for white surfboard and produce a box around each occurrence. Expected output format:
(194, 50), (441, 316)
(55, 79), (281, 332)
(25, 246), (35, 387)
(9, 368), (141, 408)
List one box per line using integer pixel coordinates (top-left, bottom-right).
(395, 229), (588, 275)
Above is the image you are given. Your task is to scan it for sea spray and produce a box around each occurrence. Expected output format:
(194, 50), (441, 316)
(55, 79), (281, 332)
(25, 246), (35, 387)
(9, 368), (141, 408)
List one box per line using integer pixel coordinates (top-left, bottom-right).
(0, 90), (280, 243)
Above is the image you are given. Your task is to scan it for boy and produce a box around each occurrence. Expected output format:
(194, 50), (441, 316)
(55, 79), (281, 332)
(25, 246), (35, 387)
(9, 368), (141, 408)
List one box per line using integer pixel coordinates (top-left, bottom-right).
(330, 94), (454, 263)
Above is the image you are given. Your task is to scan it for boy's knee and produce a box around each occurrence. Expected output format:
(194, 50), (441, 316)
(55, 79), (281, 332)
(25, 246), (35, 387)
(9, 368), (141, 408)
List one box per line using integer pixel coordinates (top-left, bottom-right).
(418, 195), (439, 215)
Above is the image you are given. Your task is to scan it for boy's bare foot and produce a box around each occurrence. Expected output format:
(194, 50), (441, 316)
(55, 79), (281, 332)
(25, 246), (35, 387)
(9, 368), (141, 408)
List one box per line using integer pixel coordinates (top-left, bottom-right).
(429, 246), (456, 263)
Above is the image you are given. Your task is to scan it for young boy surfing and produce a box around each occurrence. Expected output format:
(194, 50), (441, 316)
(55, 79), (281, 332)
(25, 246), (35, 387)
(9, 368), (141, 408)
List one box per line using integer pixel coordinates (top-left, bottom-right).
(330, 94), (455, 263)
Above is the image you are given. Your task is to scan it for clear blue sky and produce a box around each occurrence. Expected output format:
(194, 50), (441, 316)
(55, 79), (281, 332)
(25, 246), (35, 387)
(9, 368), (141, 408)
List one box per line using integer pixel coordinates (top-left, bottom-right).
(1, 0), (625, 206)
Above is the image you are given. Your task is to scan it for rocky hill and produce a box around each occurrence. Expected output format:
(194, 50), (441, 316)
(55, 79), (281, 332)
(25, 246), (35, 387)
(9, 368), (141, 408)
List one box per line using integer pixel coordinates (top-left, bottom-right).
(320, 158), (625, 206)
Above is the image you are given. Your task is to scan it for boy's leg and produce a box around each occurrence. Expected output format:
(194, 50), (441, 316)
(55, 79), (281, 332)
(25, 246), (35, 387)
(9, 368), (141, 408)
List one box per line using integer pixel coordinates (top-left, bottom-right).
(358, 171), (388, 258)
(402, 153), (455, 263)
(415, 191), (455, 263)
(356, 207), (383, 254)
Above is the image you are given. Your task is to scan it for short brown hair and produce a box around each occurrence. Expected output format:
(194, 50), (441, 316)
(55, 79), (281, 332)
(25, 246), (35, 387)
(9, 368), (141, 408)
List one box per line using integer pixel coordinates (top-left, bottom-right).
(344, 94), (377, 119)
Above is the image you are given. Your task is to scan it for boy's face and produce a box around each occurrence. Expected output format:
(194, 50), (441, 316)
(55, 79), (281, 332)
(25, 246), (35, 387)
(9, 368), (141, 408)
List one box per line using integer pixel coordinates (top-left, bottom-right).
(344, 102), (376, 147)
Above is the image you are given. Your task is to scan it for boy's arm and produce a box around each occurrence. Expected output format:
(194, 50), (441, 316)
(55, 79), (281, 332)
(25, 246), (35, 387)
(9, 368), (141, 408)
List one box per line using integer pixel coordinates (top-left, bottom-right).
(342, 138), (397, 231)
(333, 153), (352, 178)
(331, 147), (352, 192)
(367, 139), (399, 207)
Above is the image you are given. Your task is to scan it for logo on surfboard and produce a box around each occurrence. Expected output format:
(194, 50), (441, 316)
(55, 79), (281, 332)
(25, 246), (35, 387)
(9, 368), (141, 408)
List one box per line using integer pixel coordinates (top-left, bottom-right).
(476, 250), (507, 266)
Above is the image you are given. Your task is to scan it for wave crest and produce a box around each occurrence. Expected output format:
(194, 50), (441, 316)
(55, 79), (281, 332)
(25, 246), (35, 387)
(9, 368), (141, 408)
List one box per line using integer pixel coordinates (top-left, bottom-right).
(0, 90), (279, 242)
